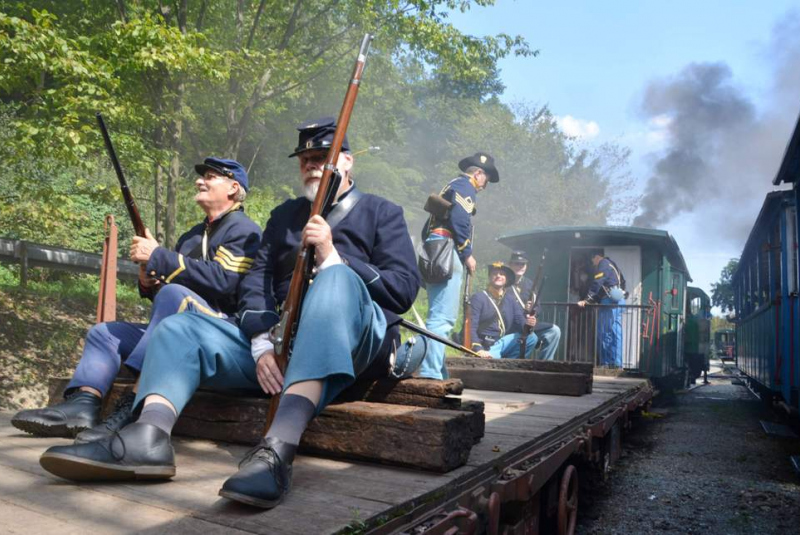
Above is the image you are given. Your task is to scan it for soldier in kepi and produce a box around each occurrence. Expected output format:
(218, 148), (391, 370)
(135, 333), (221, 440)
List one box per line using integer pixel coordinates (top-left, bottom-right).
(12, 158), (261, 441)
(577, 250), (626, 367)
(508, 251), (561, 360)
(417, 152), (498, 379)
(37, 117), (421, 510)
(469, 262), (538, 359)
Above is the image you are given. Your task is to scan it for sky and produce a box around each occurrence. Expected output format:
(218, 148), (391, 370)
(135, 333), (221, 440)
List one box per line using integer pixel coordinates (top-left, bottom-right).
(447, 0), (800, 301)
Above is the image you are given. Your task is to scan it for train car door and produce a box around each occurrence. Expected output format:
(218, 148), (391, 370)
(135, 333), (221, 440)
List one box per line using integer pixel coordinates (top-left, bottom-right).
(604, 246), (642, 369)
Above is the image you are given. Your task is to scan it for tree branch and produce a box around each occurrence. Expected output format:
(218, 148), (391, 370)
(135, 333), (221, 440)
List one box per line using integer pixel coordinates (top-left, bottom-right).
(116, 0), (128, 22)
(246, 0), (269, 49)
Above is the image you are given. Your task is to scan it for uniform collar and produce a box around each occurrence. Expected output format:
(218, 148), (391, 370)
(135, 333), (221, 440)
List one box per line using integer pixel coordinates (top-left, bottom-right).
(206, 202), (242, 226)
(486, 286), (505, 301)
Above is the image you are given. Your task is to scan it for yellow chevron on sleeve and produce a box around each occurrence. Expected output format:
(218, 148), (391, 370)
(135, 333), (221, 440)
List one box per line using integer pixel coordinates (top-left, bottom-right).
(214, 255), (252, 273)
(216, 245), (254, 266)
(454, 192), (475, 214)
(594, 272), (604, 279)
(165, 254), (186, 283)
(457, 238), (471, 252)
(177, 296), (224, 317)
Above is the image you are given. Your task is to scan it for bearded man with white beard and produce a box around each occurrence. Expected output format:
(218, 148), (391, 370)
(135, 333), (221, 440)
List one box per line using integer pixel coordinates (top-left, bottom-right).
(38, 116), (421, 510)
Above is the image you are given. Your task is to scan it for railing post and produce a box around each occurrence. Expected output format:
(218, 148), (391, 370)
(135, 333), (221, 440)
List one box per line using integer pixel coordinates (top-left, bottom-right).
(19, 241), (28, 288)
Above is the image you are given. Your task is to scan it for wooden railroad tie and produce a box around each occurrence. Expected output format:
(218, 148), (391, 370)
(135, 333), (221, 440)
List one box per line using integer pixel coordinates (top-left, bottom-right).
(445, 357), (594, 396)
(48, 377), (484, 473)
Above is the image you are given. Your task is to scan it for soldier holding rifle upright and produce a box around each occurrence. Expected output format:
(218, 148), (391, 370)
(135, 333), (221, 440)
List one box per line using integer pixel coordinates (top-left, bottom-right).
(12, 157), (261, 441)
(417, 152), (499, 380)
(38, 115), (421, 509)
(469, 262), (538, 359)
(508, 250), (561, 361)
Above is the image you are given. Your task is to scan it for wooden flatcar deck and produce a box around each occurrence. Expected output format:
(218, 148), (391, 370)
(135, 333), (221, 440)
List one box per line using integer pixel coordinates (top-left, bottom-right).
(0, 376), (649, 534)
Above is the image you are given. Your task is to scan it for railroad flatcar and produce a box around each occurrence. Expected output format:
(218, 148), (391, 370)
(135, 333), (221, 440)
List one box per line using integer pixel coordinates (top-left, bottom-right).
(497, 226), (692, 391)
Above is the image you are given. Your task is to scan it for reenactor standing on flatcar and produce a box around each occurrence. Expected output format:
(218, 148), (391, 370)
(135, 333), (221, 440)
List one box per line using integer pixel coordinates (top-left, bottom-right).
(417, 152), (499, 379)
(508, 251), (561, 361)
(578, 251), (626, 367)
(12, 158), (262, 441)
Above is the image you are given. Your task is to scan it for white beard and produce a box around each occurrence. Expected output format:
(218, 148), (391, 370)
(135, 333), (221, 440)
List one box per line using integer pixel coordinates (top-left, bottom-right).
(303, 180), (320, 202)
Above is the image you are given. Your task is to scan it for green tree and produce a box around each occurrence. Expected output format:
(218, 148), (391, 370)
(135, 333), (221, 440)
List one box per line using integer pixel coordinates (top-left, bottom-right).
(711, 258), (739, 313)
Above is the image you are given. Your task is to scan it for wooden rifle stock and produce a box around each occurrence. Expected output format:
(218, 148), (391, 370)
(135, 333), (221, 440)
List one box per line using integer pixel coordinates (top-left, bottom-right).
(264, 34), (374, 430)
(519, 249), (547, 358)
(96, 113), (146, 237)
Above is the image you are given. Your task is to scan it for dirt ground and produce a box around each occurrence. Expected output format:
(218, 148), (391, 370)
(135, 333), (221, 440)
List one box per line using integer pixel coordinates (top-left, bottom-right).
(576, 361), (800, 535)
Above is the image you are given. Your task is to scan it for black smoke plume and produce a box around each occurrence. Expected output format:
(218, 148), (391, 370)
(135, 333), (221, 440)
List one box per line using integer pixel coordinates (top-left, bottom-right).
(633, 12), (800, 242)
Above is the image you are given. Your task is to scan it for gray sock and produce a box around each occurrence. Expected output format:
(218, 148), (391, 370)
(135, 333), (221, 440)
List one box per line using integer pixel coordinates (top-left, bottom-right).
(138, 402), (178, 435)
(265, 394), (317, 446)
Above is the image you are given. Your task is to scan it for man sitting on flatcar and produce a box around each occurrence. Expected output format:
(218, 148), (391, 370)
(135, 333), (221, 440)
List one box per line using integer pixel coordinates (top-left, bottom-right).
(37, 116), (422, 511)
(468, 262), (539, 359)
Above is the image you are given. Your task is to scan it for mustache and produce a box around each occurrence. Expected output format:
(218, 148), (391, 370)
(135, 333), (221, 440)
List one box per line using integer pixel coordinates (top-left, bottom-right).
(303, 169), (323, 182)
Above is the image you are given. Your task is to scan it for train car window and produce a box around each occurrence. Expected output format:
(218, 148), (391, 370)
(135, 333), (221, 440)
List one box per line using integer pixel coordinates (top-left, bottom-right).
(771, 221), (781, 300)
(690, 296), (701, 316)
(671, 273), (681, 309)
(788, 206), (798, 294)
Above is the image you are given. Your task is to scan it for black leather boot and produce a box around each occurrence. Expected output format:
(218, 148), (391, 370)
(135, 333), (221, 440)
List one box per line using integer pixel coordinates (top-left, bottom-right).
(218, 437), (297, 508)
(39, 422), (175, 481)
(75, 391), (136, 444)
(12, 391), (101, 438)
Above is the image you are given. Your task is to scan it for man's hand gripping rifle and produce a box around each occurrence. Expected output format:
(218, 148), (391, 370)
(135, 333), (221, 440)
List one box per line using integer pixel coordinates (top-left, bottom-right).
(519, 249), (546, 358)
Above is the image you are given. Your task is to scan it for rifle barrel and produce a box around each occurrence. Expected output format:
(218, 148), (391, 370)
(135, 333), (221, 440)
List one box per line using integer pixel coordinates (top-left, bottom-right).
(96, 113), (146, 237)
(399, 319), (482, 358)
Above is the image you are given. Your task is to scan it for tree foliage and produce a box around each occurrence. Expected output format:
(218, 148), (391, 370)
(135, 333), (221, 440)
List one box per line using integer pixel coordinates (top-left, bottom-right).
(711, 258), (739, 313)
(0, 0), (634, 270)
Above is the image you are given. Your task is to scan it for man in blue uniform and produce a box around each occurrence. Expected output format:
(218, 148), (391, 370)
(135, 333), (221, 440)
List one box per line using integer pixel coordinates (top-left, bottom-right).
(38, 117), (421, 510)
(577, 251), (626, 366)
(418, 152), (499, 379)
(12, 158), (261, 441)
(507, 251), (561, 361)
(468, 262), (538, 359)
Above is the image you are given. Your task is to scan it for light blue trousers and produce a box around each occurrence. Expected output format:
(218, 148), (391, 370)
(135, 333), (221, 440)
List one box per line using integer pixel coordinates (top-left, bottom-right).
(533, 324), (562, 361)
(418, 245), (463, 380)
(135, 265), (387, 415)
(488, 332), (538, 359)
(598, 297), (624, 367)
(66, 284), (221, 397)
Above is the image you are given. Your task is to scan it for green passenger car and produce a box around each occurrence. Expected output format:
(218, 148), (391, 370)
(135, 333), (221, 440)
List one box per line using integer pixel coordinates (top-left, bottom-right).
(498, 226), (692, 390)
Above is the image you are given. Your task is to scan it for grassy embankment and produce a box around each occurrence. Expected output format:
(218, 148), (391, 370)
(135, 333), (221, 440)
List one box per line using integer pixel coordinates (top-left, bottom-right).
(0, 265), (148, 410)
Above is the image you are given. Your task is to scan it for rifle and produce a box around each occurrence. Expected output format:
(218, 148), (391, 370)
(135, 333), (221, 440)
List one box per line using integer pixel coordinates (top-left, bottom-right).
(519, 249), (546, 358)
(461, 226), (475, 348)
(264, 34), (373, 430)
(399, 318), (482, 358)
(462, 268), (473, 349)
(96, 113), (146, 237)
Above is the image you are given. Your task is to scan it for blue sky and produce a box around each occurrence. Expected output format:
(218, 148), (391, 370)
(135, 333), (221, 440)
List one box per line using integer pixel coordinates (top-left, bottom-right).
(448, 0), (800, 300)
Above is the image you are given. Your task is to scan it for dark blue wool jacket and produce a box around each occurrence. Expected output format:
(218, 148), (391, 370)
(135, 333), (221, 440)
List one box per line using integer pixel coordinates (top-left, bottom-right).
(142, 205), (262, 315)
(586, 257), (622, 303)
(238, 187), (421, 356)
(468, 289), (525, 351)
(423, 174), (477, 262)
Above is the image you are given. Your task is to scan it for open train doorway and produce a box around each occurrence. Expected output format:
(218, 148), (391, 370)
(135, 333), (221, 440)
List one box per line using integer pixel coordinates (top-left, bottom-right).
(567, 246), (643, 369)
